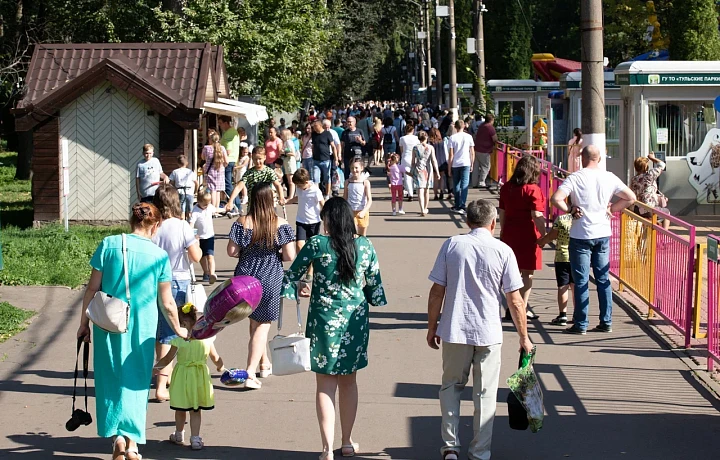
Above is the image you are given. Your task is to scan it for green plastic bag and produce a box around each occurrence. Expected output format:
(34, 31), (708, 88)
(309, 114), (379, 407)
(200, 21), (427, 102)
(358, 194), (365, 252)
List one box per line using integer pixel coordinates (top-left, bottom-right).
(506, 346), (544, 433)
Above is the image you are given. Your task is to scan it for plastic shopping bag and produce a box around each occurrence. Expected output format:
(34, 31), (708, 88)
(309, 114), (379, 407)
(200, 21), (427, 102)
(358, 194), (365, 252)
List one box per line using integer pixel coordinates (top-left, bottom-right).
(506, 346), (544, 433)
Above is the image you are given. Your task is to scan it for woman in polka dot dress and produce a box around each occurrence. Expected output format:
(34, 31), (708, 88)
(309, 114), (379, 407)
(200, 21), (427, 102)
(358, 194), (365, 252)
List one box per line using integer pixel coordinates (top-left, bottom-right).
(227, 182), (296, 389)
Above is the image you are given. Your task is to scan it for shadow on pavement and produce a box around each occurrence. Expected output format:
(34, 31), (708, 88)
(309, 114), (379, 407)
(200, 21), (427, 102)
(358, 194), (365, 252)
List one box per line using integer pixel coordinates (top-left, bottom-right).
(383, 412), (720, 460)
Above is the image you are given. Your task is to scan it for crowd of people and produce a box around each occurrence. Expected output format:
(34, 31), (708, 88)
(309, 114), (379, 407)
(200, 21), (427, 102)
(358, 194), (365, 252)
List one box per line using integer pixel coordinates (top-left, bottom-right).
(79, 99), (680, 460)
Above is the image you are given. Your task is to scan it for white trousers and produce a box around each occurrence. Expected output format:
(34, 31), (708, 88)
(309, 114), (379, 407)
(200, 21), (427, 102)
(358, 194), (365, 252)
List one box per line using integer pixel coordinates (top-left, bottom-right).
(403, 171), (414, 198)
(440, 342), (502, 460)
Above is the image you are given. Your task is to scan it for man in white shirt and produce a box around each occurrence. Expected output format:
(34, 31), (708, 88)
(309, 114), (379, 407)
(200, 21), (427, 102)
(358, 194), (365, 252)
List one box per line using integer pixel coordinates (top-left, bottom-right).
(551, 145), (636, 334)
(447, 120), (475, 215)
(398, 124), (420, 201)
(428, 199), (532, 460)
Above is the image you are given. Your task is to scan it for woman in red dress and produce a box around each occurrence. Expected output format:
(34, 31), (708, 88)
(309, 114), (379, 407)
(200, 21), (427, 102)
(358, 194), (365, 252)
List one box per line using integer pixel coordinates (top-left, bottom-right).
(499, 155), (546, 319)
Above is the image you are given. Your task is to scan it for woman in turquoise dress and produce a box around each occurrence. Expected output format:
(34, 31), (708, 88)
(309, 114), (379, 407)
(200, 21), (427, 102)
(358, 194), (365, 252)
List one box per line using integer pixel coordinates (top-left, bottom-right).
(77, 203), (188, 460)
(282, 197), (386, 460)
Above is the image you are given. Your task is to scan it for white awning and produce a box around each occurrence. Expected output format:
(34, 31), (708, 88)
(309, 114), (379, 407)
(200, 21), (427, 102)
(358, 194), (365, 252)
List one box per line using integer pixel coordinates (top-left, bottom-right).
(203, 98), (269, 125)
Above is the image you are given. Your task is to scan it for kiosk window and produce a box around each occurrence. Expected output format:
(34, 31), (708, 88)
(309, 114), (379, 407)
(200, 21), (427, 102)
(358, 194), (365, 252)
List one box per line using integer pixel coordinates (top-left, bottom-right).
(648, 101), (714, 157)
(498, 101), (526, 127)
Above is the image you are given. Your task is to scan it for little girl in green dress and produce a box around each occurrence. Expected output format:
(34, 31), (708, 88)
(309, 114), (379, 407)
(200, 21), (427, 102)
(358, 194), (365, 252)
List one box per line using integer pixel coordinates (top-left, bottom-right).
(154, 303), (224, 451)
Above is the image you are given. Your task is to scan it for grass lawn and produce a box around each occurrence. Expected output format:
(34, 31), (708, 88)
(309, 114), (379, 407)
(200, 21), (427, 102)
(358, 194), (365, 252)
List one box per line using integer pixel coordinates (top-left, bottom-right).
(0, 151), (128, 288)
(0, 301), (36, 343)
(0, 150), (32, 229)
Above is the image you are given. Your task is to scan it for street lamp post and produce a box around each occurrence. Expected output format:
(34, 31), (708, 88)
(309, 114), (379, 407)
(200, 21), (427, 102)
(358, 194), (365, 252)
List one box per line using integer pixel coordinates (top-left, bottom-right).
(425, 0), (433, 105)
(435, 0), (445, 108)
(448, 0), (458, 120)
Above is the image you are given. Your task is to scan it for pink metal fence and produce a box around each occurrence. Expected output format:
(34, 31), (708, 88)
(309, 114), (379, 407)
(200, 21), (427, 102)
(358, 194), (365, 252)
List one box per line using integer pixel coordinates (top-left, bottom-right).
(706, 235), (720, 371)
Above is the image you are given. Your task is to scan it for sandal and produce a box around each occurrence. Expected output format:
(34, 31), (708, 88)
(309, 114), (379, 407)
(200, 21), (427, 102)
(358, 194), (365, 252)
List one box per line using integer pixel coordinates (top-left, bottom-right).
(111, 436), (126, 460)
(125, 446), (142, 460)
(190, 435), (204, 451)
(244, 376), (262, 389)
(341, 442), (359, 457)
(258, 365), (272, 379)
(169, 430), (185, 445)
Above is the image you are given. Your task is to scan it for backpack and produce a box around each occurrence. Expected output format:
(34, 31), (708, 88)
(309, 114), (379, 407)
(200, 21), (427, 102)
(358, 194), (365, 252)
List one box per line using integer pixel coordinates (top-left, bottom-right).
(383, 127), (395, 146)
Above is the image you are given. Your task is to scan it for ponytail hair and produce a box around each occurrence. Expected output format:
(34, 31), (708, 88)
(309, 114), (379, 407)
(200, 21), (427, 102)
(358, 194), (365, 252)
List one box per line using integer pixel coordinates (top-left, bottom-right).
(211, 133), (224, 170)
(130, 202), (162, 231)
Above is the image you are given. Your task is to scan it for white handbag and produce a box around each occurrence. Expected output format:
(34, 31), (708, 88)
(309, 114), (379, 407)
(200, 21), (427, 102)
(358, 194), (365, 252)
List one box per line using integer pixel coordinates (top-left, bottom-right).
(269, 289), (311, 376)
(86, 234), (131, 334)
(186, 254), (207, 313)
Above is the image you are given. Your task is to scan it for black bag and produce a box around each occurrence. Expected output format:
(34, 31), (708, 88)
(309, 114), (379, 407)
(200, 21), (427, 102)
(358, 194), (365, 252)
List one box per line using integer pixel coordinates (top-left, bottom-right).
(383, 127), (395, 146)
(506, 352), (530, 431)
(66, 338), (93, 431)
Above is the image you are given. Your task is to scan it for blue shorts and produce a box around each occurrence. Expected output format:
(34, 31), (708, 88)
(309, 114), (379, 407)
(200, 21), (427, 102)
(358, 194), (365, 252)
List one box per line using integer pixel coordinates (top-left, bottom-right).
(200, 237), (215, 256)
(157, 279), (190, 344)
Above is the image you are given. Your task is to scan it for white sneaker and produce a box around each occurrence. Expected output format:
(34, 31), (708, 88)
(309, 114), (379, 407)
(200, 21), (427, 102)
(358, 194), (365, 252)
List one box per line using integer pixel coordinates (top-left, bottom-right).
(397, 209), (406, 215)
(392, 211), (397, 216)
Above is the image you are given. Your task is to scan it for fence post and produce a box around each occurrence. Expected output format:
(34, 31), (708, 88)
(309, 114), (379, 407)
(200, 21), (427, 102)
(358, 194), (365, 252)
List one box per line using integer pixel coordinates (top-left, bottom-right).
(618, 212), (626, 293)
(693, 243), (707, 339)
(684, 226), (697, 348)
(648, 214), (657, 306)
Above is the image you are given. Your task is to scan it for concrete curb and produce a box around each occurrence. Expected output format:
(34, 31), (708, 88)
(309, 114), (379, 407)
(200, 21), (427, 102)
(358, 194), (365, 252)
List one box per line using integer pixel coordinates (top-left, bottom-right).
(612, 290), (720, 400)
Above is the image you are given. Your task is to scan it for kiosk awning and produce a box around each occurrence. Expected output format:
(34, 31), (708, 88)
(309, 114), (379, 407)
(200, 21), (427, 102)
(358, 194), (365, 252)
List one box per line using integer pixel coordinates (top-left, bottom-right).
(203, 98), (269, 125)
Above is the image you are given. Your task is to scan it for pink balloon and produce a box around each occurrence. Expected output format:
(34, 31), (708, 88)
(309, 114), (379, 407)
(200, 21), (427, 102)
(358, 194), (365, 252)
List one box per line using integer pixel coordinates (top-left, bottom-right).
(191, 276), (262, 340)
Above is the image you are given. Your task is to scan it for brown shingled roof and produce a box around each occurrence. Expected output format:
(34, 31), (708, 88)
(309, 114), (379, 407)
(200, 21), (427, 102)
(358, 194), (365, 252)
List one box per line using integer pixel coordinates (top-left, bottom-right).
(18, 42), (213, 111)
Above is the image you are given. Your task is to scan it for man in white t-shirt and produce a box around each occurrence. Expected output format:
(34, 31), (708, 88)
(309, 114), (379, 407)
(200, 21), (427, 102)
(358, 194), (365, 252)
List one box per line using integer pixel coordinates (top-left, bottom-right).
(551, 145), (636, 335)
(398, 124), (420, 201)
(447, 120), (475, 215)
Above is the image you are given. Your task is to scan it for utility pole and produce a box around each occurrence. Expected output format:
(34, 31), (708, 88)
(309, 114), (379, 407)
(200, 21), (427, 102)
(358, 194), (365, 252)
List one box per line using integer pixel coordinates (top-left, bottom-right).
(419, 15), (426, 90)
(434, 0), (443, 108)
(425, 0), (433, 106)
(474, 1), (486, 111)
(448, 0), (458, 120)
(580, 0), (606, 167)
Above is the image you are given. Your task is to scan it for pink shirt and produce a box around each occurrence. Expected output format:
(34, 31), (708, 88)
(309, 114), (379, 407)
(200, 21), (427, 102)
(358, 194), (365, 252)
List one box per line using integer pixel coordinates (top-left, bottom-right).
(388, 164), (403, 186)
(265, 138), (283, 165)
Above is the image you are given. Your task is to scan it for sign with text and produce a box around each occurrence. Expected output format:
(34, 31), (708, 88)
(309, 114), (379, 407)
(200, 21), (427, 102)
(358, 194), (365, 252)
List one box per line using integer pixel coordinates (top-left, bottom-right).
(617, 73), (720, 86)
(656, 128), (669, 144)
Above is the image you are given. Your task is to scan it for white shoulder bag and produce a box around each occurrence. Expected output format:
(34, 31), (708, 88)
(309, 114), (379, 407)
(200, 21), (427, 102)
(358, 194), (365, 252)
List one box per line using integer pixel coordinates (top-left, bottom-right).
(86, 234), (131, 334)
(186, 254), (207, 313)
(269, 288), (311, 376)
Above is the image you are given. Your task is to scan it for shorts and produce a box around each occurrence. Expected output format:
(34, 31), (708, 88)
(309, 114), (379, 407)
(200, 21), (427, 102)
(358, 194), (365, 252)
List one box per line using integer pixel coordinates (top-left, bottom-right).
(296, 221), (321, 241)
(283, 156), (298, 175)
(353, 210), (370, 229)
(157, 279), (190, 344)
(199, 237), (215, 256)
(439, 162), (449, 174)
(555, 262), (574, 287)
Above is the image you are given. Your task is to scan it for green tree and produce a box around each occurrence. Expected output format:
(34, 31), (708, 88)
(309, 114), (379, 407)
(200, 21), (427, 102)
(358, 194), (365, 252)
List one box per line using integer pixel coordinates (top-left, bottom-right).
(484, 0), (532, 79)
(668, 0), (720, 60)
(153, 0), (342, 110)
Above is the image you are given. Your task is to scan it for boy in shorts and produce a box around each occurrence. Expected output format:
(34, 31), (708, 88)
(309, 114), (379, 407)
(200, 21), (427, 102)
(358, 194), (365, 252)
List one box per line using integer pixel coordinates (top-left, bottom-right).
(190, 191), (217, 284)
(287, 168), (325, 296)
(538, 212), (575, 325)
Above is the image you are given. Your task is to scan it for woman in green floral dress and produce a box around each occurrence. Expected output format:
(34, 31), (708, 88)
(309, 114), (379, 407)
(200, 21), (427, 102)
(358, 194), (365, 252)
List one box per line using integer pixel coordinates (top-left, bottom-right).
(282, 197), (386, 460)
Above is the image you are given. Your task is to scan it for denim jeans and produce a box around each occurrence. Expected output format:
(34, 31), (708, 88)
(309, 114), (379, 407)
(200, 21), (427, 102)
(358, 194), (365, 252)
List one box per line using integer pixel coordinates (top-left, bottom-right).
(569, 237), (612, 330)
(224, 162), (241, 209)
(451, 166), (471, 209)
(301, 158), (314, 174)
(313, 159), (332, 192)
(157, 279), (190, 344)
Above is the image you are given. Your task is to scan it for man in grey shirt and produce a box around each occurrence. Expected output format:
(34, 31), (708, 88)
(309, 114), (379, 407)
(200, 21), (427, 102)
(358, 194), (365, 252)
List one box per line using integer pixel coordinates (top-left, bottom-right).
(427, 199), (533, 460)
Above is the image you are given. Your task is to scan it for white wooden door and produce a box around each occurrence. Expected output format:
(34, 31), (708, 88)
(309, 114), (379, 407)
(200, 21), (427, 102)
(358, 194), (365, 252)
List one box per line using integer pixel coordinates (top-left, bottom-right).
(60, 82), (160, 221)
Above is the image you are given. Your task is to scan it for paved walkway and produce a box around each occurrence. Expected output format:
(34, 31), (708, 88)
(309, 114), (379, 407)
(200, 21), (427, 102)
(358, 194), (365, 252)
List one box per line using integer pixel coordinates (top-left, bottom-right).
(1, 171), (719, 459)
